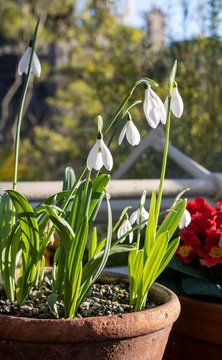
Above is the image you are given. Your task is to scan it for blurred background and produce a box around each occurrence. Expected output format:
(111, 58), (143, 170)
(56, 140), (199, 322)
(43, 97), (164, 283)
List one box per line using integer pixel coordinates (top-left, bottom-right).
(0, 0), (221, 181)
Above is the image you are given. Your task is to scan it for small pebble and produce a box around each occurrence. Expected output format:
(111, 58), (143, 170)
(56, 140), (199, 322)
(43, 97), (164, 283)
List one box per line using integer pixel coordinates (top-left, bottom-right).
(0, 277), (161, 319)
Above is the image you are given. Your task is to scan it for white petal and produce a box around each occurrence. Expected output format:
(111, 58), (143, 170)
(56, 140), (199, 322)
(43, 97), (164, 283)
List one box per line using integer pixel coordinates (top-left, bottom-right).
(117, 221), (127, 241)
(117, 220), (133, 243)
(143, 88), (151, 122)
(32, 51), (41, 77)
(101, 140), (113, 171)
(87, 141), (103, 170)
(126, 121), (140, 146)
(139, 208), (149, 229)
(129, 231), (133, 244)
(118, 124), (127, 145)
(18, 47), (31, 75)
(117, 222), (124, 239)
(147, 106), (160, 128)
(144, 86), (166, 128)
(150, 88), (166, 124)
(130, 210), (138, 225)
(179, 209), (191, 229)
(171, 87), (183, 118)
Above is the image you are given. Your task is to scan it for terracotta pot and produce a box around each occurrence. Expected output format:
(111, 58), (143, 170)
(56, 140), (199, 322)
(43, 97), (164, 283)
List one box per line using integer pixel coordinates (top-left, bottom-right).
(0, 272), (180, 360)
(163, 295), (222, 360)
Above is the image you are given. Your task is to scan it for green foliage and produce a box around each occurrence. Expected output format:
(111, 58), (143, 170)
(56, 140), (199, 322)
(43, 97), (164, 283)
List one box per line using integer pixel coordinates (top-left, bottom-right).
(128, 192), (186, 311)
(158, 257), (222, 299)
(7, 190), (40, 305)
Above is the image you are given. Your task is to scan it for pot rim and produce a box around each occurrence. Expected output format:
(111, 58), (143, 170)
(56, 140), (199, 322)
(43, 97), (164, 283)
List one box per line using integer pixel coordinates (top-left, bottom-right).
(0, 271), (181, 344)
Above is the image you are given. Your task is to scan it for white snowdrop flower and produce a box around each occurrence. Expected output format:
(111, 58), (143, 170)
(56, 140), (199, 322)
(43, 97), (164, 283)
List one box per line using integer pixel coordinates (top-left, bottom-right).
(164, 86), (183, 118)
(87, 139), (113, 171)
(117, 219), (133, 243)
(118, 119), (140, 146)
(18, 47), (41, 77)
(179, 209), (191, 229)
(130, 207), (149, 229)
(143, 85), (166, 128)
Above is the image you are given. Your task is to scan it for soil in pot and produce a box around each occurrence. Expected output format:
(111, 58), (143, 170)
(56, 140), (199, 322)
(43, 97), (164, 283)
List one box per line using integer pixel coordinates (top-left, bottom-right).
(0, 276), (162, 319)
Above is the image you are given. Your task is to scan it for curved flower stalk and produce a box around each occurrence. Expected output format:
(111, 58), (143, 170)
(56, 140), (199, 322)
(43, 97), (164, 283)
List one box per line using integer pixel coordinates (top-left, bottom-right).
(18, 47), (41, 77)
(13, 18), (41, 191)
(117, 215), (133, 243)
(118, 113), (140, 146)
(143, 85), (166, 128)
(87, 116), (113, 171)
(2, 17), (188, 319)
(164, 83), (183, 118)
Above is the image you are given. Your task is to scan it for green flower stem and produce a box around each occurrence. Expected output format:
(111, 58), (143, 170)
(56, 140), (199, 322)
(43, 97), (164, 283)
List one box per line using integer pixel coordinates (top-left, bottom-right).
(136, 227), (141, 250)
(155, 98), (172, 229)
(104, 78), (157, 136)
(63, 79), (157, 207)
(13, 18), (40, 190)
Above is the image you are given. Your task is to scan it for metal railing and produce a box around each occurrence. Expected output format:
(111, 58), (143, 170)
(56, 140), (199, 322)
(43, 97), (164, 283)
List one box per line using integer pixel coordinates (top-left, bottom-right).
(1, 127), (222, 222)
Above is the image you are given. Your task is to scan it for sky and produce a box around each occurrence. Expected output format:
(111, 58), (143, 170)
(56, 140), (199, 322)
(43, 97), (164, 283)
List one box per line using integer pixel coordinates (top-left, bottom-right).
(118, 0), (222, 41)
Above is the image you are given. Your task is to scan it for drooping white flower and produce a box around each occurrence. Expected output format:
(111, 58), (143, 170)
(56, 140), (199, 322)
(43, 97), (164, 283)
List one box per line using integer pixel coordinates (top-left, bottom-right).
(117, 219), (133, 243)
(179, 209), (191, 229)
(130, 207), (149, 229)
(164, 86), (183, 118)
(143, 85), (166, 128)
(18, 47), (41, 77)
(87, 139), (113, 171)
(118, 120), (140, 146)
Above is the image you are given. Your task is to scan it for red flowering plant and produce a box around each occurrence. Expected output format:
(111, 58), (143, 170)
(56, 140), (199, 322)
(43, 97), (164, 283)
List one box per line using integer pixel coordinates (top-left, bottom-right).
(158, 197), (222, 299)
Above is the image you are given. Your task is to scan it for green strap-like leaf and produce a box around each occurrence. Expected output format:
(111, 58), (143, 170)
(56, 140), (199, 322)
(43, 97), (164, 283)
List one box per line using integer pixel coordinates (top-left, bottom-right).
(144, 189), (156, 261)
(88, 227), (97, 261)
(63, 167), (76, 191)
(155, 237), (180, 279)
(44, 205), (73, 253)
(89, 174), (110, 217)
(0, 193), (14, 241)
(136, 231), (168, 310)
(48, 293), (59, 318)
(156, 199), (186, 241)
(77, 191), (112, 308)
(7, 190), (40, 305)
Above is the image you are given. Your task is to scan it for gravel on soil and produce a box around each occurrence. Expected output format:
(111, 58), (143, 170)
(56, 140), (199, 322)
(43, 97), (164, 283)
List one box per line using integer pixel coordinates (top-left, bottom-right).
(0, 278), (162, 319)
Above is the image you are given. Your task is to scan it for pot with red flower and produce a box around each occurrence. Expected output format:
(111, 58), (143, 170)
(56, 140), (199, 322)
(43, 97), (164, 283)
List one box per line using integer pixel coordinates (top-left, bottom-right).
(159, 197), (222, 360)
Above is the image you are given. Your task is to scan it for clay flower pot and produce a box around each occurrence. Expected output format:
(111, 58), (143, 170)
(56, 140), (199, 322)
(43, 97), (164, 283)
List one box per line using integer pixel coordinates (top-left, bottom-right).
(0, 273), (180, 360)
(164, 295), (222, 360)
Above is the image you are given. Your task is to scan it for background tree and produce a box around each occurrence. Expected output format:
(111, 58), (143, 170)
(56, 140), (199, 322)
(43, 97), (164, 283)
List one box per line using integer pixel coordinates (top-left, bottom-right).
(0, 0), (222, 181)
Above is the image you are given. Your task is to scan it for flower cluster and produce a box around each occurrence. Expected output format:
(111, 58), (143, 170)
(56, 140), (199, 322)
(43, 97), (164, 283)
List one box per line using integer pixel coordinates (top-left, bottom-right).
(7, 22), (187, 316)
(176, 198), (222, 268)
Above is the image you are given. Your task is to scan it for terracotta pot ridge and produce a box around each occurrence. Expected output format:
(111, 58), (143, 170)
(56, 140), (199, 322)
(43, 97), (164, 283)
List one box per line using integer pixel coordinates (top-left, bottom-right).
(0, 283), (180, 344)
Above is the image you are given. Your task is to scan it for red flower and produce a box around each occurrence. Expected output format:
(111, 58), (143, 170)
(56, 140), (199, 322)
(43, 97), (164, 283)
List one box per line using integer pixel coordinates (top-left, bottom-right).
(175, 198), (222, 270)
(213, 211), (222, 230)
(176, 228), (201, 264)
(187, 198), (216, 217)
(217, 201), (222, 211)
(188, 214), (216, 239)
(199, 230), (222, 268)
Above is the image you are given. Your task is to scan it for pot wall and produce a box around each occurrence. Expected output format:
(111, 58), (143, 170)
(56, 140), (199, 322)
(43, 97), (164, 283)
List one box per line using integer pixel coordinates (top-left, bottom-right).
(0, 273), (180, 360)
(163, 295), (222, 360)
